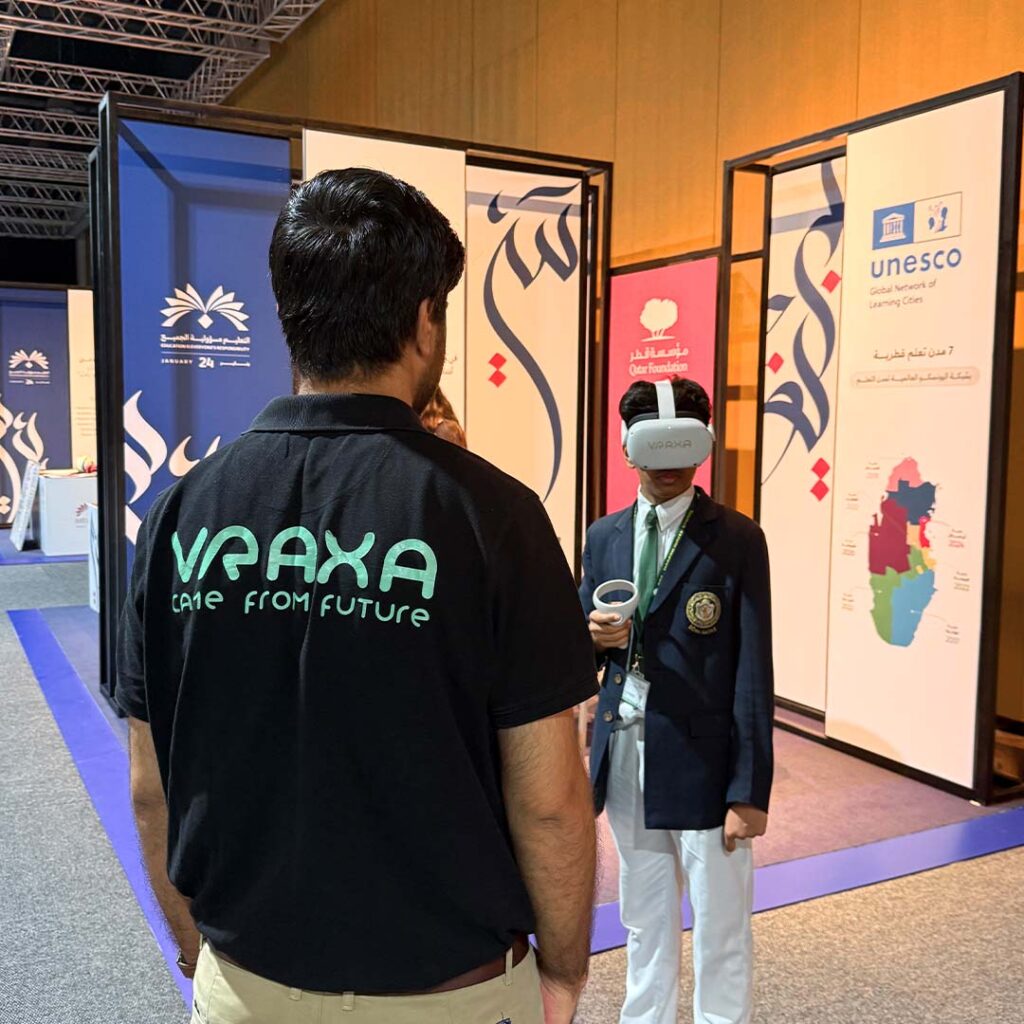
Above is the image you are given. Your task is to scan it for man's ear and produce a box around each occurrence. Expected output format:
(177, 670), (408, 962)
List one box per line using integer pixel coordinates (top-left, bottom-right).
(623, 447), (636, 470)
(414, 297), (437, 358)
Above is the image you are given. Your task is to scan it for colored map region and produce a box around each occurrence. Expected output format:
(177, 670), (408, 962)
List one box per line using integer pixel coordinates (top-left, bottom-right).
(868, 457), (937, 647)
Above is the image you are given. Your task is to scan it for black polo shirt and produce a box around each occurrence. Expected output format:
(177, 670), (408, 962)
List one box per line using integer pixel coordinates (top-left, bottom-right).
(116, 393), (597, 993)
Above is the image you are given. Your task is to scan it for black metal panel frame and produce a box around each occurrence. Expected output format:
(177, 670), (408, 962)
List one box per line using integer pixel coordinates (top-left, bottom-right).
(717, 73), (1024, 803)
(91, 92), (612, 705)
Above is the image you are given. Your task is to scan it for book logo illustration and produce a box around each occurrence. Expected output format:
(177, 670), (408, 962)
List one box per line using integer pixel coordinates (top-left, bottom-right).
(161, 284), (250, 332)
(7, 349), (51, 386)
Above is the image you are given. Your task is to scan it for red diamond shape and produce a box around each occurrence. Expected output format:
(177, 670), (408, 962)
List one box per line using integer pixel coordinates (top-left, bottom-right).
(812, 458), (830, 478)
(489, 353), (506, 370)
(822, 270), (841, 293)
(489, 370), (506, 388)
(811, 480), (830, 502)
(767, 352), (784, 374)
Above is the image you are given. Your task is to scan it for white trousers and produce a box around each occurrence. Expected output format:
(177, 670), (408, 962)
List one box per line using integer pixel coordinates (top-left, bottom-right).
(605, 722), (754, 1024)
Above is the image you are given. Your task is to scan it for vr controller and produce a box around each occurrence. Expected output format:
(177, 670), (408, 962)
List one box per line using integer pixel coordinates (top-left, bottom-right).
(592, 579), (639, 625)
(620, 378), (715, 470)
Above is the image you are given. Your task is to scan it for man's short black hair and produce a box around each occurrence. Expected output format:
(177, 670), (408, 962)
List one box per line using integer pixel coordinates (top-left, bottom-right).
(619, 377), (712, 427)
(269, 168), (465, 381)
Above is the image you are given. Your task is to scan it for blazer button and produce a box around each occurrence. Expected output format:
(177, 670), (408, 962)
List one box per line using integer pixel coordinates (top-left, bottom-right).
(603, 710), (615, 723)
(613, 673), (623, 685)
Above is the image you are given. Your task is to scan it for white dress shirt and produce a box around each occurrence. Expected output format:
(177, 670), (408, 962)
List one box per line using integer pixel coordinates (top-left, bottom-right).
(633, 486), (695, 575)
(619, 486), (695, 723)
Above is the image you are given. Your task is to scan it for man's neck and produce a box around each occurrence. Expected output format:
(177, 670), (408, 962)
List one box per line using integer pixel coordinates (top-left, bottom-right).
(295, 368), (414, 407)
(639, 485), (694, 507)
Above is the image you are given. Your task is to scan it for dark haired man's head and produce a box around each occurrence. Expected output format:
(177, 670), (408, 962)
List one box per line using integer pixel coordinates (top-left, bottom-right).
(618, 378), (711, 428)
(269, 168), (465, 411)
(619, 378), (712, 504)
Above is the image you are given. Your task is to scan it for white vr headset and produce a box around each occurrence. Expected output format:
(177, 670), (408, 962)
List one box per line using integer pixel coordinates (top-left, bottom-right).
(620, 379), (715, 470)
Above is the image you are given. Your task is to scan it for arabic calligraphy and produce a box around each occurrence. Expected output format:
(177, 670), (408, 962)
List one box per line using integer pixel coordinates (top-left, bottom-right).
(852, 367), (979, 387)
(763, 159), (844, 484)
(872, 345), (955, 361)
(482, 183), (580, 502)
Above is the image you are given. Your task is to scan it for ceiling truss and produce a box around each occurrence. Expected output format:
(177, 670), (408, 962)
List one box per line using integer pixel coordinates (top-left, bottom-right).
(0, 1), (326, 239)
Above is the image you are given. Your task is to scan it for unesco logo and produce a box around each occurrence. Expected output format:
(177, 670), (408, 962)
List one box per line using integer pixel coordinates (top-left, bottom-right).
(872, 192), (962, 250)
(7, 348), (51, 386)
(161, 284), (250, 332)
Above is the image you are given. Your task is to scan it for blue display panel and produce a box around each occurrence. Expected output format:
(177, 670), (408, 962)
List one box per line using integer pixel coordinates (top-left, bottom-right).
(0, 288), (71, 524)
(117, 119), (292, 547)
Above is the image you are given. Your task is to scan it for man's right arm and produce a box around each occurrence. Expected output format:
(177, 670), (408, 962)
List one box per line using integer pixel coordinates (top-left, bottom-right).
(499, 711), (596, 1024)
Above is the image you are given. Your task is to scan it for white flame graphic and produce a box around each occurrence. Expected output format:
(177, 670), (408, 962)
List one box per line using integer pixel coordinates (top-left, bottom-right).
(0, 392), (48, 524)
(122, 390), (221, 542)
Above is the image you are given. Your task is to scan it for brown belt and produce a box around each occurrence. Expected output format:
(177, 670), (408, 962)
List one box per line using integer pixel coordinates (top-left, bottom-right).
(215, 934), (531, 996)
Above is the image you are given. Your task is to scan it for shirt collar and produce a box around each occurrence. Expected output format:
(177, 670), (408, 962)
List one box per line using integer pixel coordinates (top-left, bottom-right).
(636, 485), (695, 532)
(248, 394), (428, 434)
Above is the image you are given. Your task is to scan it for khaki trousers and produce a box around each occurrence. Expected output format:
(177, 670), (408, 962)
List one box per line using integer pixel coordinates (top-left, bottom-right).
(189, 941), (544, 1024)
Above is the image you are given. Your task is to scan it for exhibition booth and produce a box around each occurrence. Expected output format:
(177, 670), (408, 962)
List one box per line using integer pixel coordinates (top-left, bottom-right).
(78, 77), (1024, 811)
(90, 93), (612, 706)
(715, 75), (1022, 804)
(0, 284), (96, 554)
(1, 68), (1021, 983)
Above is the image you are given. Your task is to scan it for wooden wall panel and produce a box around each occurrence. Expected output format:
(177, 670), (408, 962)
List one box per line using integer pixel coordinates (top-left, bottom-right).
(472, 0), (538, 149)
(375, 0), (473, 139)
(717, 0), (859, 213)
(305, 0), (378, 125)
(230, 36), (311, 118)
(613, 0), (721, 265)
(536, 0), (617, 162)
(857, 0), (1024, 117)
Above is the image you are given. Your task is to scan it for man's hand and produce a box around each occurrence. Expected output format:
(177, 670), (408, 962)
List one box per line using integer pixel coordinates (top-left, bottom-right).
(588, 610), (631, 652)
(539, 970), (585, 1024)
(723, 804), (768, 852)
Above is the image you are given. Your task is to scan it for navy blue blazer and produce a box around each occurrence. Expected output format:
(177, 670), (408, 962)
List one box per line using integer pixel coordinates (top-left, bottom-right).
(579, 489), (774, 831)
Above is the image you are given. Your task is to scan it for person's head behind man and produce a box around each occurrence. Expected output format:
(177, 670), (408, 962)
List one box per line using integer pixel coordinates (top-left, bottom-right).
(269, 168), (465, 412)
(620, 377), (711, 505)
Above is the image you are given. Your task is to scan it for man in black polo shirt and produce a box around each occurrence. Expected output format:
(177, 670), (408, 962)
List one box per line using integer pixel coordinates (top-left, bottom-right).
(118, 168), (598, 1024)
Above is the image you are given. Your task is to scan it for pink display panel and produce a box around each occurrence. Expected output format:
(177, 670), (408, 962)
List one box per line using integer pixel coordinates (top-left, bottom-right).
(605, 256), (718, 514)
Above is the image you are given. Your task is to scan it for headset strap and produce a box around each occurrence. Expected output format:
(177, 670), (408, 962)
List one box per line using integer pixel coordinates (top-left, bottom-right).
(655, 379), (676, 420)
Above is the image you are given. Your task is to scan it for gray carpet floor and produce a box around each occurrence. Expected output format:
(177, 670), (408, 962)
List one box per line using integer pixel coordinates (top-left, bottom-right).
(578, 846), (1024, 1023)
(0, 563), (189, 1024)
(3, 560), (1022, 1023)
(0, 562), (90, 612)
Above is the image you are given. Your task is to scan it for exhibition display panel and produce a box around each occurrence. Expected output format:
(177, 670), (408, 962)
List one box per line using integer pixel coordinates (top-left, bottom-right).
(604, 252), (719, 515)
(92, 94), (611, 706)
(717, 75), (1023, 801)
(0, 285), (95, 527)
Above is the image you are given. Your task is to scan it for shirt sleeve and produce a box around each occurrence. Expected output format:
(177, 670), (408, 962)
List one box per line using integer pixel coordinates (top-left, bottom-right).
(489, 492), (599, 729)
(115, 512), (152, 721)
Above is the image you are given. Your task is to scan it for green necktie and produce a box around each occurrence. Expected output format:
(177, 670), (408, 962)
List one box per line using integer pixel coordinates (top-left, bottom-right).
(634, 508), (660, 627)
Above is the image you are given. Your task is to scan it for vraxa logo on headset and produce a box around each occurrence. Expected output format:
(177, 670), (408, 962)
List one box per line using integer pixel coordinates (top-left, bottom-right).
(621, 379), (714, 470)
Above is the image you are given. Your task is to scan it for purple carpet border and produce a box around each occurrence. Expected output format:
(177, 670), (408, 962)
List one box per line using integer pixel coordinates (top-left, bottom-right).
(7, 609), (192, 1007)
(590, 805), (1024, 953)
(11, 606), (1024, 978)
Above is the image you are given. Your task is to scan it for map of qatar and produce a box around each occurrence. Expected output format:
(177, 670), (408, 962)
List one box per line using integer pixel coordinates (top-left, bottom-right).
(867, 457), (937, 647)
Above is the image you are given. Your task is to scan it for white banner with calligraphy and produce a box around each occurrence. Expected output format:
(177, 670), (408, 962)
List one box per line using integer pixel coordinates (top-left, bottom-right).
(464, 166), (584, 568)
(760, 159), (845, 713)
(303, 130), (468, 423)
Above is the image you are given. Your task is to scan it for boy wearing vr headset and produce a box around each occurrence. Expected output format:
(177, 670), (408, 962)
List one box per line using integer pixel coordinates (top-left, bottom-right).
(580, 378), (774, 1024)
